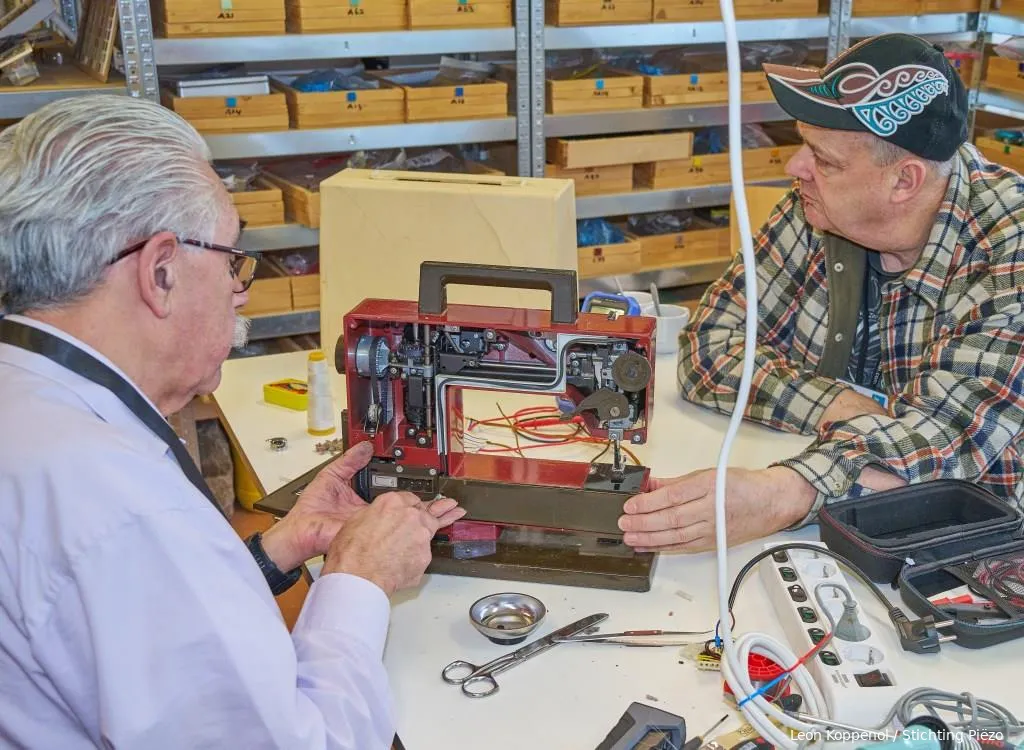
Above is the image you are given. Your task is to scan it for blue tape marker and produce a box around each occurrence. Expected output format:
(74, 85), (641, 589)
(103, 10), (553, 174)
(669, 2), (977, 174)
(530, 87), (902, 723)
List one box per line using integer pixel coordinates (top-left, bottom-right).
(595, 79), (604, 90)
(690, 73), (699, 85)
(225, 97), (237, 107)
(347, 92), (357, 102)
(455, 86), (464, 97)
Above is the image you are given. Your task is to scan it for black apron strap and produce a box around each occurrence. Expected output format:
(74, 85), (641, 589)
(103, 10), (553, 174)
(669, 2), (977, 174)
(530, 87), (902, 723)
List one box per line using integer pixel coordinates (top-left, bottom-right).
(0, 318), (224, 517)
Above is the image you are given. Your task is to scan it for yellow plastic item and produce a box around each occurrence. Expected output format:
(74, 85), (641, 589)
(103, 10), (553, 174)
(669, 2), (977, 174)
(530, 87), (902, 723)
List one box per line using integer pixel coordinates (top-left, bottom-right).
(231, 442), (262, 511)
(263, 378), (308, 411)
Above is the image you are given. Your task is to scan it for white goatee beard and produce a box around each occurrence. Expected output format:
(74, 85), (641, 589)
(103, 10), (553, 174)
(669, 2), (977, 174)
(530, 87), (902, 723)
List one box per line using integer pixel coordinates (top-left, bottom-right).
(232, 314), (252, 349)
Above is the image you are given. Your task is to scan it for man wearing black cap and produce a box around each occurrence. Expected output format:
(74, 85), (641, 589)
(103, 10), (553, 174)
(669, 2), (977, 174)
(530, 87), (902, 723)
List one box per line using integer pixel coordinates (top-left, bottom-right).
(619, 34), (1024, 552)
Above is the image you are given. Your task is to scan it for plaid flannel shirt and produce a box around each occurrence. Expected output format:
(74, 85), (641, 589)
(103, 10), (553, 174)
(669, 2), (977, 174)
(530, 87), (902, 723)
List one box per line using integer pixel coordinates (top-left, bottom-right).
(678, 143), (1024, 522)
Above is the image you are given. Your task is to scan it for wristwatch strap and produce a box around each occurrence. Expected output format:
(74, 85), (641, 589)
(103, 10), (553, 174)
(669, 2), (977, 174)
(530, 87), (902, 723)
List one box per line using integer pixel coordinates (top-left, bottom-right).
(245, 531), (302, 596)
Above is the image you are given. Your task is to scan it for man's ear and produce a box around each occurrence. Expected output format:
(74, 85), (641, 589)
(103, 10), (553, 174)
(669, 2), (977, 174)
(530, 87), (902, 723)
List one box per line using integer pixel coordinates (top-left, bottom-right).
(136, 232), (180, 319)
(890, 158), (929, 206)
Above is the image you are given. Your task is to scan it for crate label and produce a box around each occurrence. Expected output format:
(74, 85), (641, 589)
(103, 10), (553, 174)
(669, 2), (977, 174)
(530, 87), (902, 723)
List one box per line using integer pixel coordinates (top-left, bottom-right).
(218, 0), (234, 18)
(452, 86), (465, 104)
(457, 0), (476, 11)
(225, 97), (238, 109)
(674, 234), (686, 248)
(346, 91), (362, 109)
(601, 0), (615, 8)
(583, 168), (599, 180)
(769, 148), (781, 164)
(691, 156), (703, 173)
(593, 79), (608, 97)
(347, 92), (357, 102)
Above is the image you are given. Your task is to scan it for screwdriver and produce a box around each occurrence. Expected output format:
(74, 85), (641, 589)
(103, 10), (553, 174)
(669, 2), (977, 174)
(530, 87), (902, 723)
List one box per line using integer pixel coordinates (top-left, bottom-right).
(681, 714), (730, 750)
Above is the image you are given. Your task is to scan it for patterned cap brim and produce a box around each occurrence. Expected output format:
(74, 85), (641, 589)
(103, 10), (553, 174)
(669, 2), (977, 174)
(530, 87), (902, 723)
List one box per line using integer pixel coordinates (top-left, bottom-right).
(764, 62), (870, 133)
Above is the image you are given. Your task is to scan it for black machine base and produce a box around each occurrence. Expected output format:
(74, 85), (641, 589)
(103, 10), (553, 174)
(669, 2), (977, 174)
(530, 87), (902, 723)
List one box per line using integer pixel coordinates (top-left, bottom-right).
(255, 462), (654, 592)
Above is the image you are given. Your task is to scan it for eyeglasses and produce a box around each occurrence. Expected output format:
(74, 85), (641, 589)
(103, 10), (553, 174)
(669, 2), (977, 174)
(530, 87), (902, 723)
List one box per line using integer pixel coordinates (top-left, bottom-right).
(110, 233), (261, 292)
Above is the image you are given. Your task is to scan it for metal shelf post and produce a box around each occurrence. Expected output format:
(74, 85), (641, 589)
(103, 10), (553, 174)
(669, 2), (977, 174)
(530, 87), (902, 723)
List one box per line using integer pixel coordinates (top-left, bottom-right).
(117, 0), (159, 101)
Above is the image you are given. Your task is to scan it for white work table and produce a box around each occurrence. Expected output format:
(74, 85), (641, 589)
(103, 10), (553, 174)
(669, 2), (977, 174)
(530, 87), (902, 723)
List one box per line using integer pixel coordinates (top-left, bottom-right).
(214, 350), (1023, 749)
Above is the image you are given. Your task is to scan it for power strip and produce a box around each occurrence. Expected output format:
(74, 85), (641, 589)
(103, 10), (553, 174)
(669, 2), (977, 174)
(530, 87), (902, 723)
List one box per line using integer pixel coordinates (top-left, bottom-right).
(758, 542), (900, 729)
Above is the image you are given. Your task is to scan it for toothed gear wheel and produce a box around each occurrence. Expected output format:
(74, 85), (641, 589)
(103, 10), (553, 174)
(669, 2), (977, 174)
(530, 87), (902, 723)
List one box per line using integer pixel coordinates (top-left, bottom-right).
(611, 352), (652, 392)
(355, 335), (390, 377)
(375, 377), (394, 425)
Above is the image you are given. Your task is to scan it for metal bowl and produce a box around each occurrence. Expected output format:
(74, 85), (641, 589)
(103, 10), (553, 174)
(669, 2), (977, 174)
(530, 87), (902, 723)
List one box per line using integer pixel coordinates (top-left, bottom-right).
(469, 592), (547, 645)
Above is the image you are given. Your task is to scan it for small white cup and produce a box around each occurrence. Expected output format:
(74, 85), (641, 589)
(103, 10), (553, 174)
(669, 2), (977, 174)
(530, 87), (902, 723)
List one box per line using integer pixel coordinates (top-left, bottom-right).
(622, 291), (653, 308)
(641, 302), (690, 356)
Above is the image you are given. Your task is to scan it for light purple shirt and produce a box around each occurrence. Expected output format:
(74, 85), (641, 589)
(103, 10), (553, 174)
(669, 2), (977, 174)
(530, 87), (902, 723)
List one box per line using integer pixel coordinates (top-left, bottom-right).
(0, 316), (395, 749)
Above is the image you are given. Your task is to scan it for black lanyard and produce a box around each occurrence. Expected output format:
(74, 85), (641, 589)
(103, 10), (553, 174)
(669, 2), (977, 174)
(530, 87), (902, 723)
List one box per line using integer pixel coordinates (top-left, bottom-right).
(0, 318), (225, 519)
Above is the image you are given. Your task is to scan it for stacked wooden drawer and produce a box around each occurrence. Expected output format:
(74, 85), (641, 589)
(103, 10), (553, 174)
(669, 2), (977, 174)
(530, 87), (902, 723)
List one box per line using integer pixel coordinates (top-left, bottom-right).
(152, 0), (286, 36)
(634, 123), (800, 190)
(546, 130), (693, 196)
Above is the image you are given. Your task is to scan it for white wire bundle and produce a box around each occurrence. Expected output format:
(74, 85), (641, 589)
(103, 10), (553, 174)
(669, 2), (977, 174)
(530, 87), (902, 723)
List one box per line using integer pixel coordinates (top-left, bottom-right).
(712, 2), (830, 745)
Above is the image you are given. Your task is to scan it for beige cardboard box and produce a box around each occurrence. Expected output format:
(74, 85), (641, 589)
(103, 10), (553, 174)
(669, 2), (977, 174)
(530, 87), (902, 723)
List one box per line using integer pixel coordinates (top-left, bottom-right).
(319, 169), (578, 366)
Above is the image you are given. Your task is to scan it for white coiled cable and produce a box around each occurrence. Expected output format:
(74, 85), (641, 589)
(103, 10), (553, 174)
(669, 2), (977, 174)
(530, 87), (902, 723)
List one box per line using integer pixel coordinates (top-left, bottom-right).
(712, 1), (831, 746)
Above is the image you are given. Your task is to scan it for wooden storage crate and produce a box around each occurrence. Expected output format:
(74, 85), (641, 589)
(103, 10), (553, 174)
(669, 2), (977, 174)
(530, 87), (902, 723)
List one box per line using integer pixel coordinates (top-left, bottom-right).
(373, 68), (508, 122)
(240, 261), (292, 315)
(634, 143), (800, 189)
(152, 0), (285, 36)
(546, 163), (634, 196)
(546, 68), (643, 114)
(548, 131), (692, 168)
(161, 90), (289, 133)
(230, 177), (285, 226)
(290, 273), (321, 309)
(409, 0), (511, 27)
(546, 0), (651, 25)
(654, 0), (816, 21)
(642, 70), (771, 108)
(578, 236), (642, 278)
(850, 0), (913, 14)
(919, 0), (979, 10)
(976, 136), (1024, 174)
(285, 0), (405, 31)
(984, 55), (1024, 96)
(632, 220), (731, 271)
(274, 78), (405, 128)
(260, 170), (322, 228)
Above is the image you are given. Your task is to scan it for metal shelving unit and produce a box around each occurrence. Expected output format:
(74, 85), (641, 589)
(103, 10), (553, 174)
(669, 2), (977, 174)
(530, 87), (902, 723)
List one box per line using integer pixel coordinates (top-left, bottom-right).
(247, 309), (320, 340)
(544, 17), (830, 49)
(205, 118), (517, 159)
(240, 224), (320, 252)
(5, 0), (991, 337)
(576, 179), (788, 219)
(0, 80), (126, 118)
(153, 28), (517, 65)
(545, 101), (791, 138)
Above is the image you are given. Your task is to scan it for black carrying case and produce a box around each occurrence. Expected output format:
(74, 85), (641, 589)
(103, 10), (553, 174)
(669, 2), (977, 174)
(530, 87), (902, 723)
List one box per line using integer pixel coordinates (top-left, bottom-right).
(818, 479), (1024, 649)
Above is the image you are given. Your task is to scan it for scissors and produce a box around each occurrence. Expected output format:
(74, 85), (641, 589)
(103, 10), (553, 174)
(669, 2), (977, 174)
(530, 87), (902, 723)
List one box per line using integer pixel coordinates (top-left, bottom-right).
(441, 613), (608, 698)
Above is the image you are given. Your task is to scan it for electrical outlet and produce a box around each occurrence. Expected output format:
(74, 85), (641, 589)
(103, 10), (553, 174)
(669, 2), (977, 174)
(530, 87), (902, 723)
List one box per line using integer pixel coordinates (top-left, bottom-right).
(758, 542), (900, 728)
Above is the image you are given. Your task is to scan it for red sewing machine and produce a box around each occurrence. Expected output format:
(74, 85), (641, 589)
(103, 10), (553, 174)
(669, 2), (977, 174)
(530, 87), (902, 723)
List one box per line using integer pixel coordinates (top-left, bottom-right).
(260, 262), (658, 591)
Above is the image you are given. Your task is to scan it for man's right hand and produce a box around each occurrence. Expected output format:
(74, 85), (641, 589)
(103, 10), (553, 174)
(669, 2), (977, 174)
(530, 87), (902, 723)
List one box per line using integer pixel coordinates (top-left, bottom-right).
(320, 492), (466, 597)
(817, 386), (887, 431)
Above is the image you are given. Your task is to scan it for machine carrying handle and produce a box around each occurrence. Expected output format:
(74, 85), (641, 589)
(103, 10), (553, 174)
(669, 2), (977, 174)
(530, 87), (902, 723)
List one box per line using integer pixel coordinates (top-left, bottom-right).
(417, 261), (579, 325)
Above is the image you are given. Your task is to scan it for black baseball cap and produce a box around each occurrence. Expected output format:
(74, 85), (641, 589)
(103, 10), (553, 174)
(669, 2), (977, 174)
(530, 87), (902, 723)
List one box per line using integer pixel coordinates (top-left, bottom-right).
(764, 33), (968, 161)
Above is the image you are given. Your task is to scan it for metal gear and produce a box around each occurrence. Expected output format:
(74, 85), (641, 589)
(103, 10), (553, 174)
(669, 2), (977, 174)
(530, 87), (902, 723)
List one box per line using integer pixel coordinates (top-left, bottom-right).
(611, 351), (653, 392)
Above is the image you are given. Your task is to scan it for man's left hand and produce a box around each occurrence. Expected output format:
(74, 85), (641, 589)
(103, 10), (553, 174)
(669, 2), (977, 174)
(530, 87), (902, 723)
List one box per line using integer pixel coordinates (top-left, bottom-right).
(259, 441), (463, 572)
(618, 466), (816, 552)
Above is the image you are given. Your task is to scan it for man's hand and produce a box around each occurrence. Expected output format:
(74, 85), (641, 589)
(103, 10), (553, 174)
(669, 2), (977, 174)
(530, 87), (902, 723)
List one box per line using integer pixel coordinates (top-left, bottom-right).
(321, 491), (465, 596)
(260, 441), (464, 572)
(618, 466), (817, 552)
(817, 387), (887, 431)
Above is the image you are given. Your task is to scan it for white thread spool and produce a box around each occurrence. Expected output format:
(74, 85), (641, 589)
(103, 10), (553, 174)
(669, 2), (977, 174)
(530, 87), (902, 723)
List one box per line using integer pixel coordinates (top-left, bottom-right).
(306, 350), (335, 436)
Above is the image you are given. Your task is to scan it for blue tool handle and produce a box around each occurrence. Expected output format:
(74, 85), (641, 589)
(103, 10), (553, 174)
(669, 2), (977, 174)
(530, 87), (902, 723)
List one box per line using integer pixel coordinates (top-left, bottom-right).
(581, 292), (641, 317)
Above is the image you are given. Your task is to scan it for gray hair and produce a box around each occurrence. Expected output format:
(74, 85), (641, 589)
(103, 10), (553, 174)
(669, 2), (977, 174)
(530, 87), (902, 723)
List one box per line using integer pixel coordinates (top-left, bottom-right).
(0, 94), (224, 314)
(866, 134), (955, 179)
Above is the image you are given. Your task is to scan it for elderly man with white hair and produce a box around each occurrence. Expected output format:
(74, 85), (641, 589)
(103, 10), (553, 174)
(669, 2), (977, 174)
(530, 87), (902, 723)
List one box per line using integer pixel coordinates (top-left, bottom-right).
(0, 95), (465, 749)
